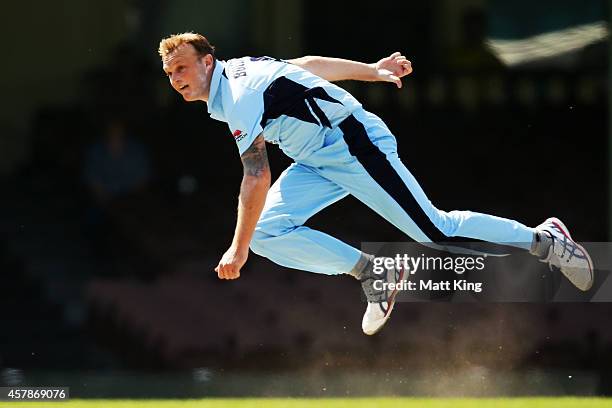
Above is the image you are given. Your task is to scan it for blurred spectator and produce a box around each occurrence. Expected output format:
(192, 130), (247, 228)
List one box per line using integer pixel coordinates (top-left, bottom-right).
(82, 117), (152, 263)
(83, 117), (151, 206)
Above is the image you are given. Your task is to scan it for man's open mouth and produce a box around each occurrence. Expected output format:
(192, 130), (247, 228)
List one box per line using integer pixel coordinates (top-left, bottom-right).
(179, 85), (189, 90)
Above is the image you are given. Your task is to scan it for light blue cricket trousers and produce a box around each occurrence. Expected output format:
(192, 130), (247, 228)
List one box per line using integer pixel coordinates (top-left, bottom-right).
(249, 109), (535, 275)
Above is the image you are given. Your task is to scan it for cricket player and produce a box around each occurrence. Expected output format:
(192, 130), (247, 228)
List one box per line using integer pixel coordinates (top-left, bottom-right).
(158, 33), (594, 335)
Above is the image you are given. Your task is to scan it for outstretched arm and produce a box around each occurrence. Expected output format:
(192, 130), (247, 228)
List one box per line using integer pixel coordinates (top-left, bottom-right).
(215, 134), (271, 280)
(288, 52), (413, 88)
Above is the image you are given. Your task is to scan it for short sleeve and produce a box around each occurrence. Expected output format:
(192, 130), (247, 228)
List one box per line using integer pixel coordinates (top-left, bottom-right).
(227, 88), (265, 156)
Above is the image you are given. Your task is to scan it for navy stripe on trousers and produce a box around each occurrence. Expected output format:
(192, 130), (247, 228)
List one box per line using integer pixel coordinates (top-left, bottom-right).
(338, 114), (514, 255)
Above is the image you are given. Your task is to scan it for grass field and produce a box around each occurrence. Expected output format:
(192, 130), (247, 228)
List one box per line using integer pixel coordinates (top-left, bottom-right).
(10, 398), (612, 408)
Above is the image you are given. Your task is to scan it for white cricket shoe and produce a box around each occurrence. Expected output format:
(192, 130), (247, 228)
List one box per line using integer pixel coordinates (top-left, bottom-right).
(360, 262), (405, 335)
(535, 217), (594, 291)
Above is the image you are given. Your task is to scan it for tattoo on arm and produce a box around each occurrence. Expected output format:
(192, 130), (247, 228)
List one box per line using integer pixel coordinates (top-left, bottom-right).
(240, 134), (269, 177)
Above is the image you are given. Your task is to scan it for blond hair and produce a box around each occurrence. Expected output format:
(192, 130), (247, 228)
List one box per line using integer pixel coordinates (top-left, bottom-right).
(158, 32), (215, 59)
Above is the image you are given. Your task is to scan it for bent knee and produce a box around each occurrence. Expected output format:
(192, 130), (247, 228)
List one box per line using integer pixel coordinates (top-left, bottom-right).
(255, 215), (297, 238)
(431, 209), (471, 237)
(252, 212), (304, 255)
(249, 226), (295, 256)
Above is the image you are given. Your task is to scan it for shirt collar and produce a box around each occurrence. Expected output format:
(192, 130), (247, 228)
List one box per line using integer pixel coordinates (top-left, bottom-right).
(207, 59), (226, 121)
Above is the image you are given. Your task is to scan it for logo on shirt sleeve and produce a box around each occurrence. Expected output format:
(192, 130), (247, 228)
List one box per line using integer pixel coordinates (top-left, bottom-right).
(232, 129), (247, 142)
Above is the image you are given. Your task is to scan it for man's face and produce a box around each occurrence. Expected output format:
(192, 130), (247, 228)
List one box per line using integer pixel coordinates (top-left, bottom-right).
(162, 43), (213, 102)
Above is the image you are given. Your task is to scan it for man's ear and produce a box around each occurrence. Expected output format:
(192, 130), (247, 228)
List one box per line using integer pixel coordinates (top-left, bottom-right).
(203, 54), (214, 70)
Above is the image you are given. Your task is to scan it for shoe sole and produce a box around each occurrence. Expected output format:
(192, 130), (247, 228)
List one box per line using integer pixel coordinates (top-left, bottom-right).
(549, 217), (594, 291)
(364, 267), (406, 335)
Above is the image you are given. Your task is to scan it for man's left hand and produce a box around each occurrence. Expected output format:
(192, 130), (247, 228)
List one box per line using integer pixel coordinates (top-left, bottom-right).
(374, 52), (413, 88)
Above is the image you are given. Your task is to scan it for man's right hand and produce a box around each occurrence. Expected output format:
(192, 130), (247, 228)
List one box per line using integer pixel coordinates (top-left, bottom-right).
(215, 245), (248, 280)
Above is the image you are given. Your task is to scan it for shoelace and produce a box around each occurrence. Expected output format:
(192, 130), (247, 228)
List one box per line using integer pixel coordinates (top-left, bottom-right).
(551, 223), (590, 263)
(542, 225), (586, 270)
